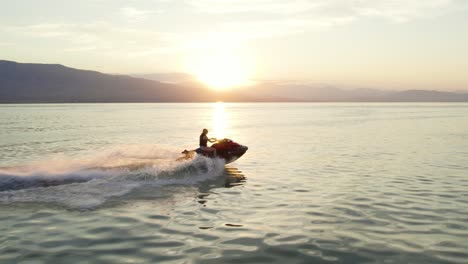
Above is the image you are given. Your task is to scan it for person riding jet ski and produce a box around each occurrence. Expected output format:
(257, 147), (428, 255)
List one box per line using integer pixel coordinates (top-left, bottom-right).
(199, 128), (217, 157)
(178, 129), (248, 164)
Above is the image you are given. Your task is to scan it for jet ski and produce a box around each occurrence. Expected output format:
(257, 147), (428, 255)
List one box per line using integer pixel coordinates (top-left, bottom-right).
(179, 139), (248, 164)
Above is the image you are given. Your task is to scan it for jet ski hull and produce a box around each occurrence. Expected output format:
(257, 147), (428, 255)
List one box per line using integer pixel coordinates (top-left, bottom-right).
(195, 139), (248, 164)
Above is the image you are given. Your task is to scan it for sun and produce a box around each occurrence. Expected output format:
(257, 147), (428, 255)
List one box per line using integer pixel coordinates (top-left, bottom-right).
(186, 43), (252, 90)
(195, 54), (250, 90)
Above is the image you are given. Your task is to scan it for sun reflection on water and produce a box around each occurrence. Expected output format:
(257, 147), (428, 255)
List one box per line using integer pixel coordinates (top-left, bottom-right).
(212, 102), (227, 139)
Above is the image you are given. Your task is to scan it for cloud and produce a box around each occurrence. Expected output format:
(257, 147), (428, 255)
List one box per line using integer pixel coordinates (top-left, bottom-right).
(186, 0), (460, 39)
(188, 0), (454, 20)
(351, 0), (455, 22)
(2, 0), (464, 61)
(9, 22), (178, 57)
(120, 7), (158, 22)
(188, 0), (322, 15)
(21, 23), (74, 37)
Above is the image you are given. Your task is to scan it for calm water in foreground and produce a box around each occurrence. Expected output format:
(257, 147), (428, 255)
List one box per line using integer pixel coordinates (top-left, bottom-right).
(1, 103), (468, 263)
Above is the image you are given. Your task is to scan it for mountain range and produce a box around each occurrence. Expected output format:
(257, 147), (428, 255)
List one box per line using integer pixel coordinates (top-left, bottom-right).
(1, 60), (467, 103)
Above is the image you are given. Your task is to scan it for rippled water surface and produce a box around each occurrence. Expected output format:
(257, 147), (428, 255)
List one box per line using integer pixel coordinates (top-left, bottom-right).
(1, 103), (468, 263)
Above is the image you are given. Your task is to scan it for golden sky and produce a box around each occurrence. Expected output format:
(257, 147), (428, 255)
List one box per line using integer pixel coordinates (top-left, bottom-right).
(1, 0), (467, 90)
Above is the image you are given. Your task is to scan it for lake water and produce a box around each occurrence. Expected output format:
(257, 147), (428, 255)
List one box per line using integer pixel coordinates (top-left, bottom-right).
(1, 103), (468, 263)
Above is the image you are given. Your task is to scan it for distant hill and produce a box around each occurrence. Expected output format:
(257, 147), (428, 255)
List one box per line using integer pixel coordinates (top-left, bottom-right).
(0, 60), (272, 103)
(132, 72), (196, 83)
(239, 82), (468, 102)
(380, 90), (468, 102)
(1, 60), (467, 103)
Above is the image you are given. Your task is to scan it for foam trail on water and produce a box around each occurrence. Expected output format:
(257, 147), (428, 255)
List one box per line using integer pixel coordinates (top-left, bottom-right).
(0, 144), (226, 209)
